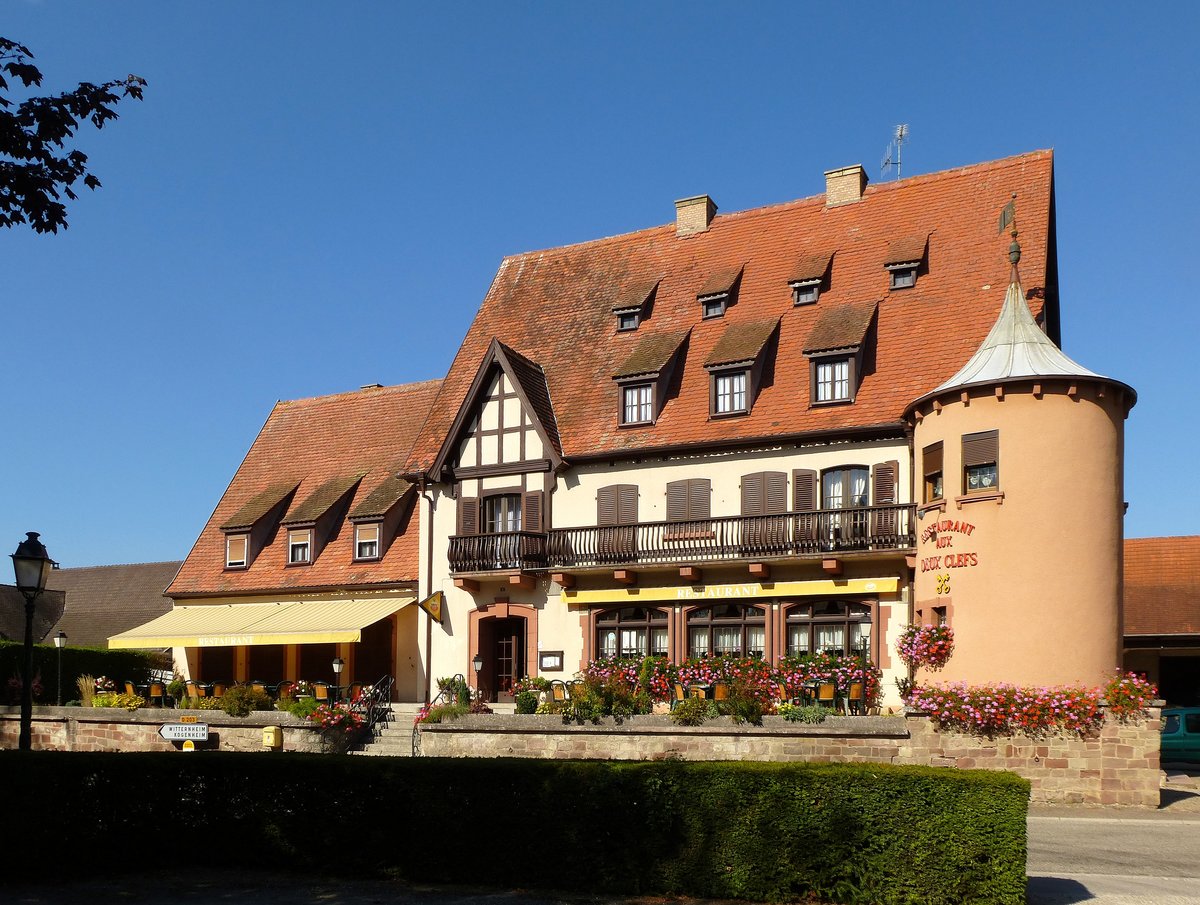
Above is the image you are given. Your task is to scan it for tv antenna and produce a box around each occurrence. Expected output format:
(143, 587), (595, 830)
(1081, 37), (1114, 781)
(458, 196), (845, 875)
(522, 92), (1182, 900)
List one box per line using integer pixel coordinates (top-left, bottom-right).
(881, 123), (910, 180)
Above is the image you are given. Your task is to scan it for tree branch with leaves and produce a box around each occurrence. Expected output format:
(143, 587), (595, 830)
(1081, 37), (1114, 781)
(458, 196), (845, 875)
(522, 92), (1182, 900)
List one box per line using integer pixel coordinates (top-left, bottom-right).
(0, 37), (146, 233)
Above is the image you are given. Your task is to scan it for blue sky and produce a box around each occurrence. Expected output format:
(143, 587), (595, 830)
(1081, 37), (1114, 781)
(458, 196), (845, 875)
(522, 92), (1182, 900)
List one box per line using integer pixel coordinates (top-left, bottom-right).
(3, 3), (1197, 568)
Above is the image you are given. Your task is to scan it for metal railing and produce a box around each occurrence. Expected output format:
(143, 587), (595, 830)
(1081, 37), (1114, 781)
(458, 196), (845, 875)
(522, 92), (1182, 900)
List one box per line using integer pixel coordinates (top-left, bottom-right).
(350, 674), (394, 741)
(447, 504), (915, 573)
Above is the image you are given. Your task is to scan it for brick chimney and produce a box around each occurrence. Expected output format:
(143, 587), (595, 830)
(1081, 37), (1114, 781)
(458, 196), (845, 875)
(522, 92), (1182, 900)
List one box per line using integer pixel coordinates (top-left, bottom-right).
(824, 165), (868, 207)
(675, 195), (717, 236)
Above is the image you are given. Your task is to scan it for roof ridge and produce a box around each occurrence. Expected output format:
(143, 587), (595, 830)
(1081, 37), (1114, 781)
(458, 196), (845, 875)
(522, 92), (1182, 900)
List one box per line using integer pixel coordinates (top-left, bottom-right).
(275, 377), (443, 408)
(55, 560), (184, 570)
(496, 150), (1054, 261)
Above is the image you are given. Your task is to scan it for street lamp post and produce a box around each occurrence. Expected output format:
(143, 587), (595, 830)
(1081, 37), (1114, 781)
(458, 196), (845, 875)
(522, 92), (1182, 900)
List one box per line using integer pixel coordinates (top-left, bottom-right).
(11, 532), (56, 751)
(54, 631), (67, 706)
(332, 657), (344, 703)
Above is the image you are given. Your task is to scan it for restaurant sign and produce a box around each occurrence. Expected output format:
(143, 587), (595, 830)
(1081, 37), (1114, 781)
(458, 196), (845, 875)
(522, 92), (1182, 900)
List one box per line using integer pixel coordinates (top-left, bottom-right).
(159, 722), (209, 742)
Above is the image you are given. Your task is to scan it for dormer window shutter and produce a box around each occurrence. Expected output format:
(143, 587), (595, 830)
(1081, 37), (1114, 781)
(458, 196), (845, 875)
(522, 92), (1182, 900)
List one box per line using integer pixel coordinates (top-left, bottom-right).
(458, 495), (479, 535)
(522, 490), (544, 532)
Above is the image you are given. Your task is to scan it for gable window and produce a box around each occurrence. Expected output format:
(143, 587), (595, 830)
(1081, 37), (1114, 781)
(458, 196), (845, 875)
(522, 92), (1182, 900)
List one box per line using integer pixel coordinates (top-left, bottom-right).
(923, 442), (944, 503)
(687, 604), (765, 658)
(354, 523), (381, 561)
(814, 358), (852, 403)
(225, 534), (248, 569)
(621, 383), (654, 425)
(713, 370), (748, 415)
(596, 607), (668, 659)
(888, 266), (917, 290)
(792, 282), (820, 306)
(287, 528), (312, 565)
(962, 430), (999, 494)
(616, 311), (640, 332)
(483, 493), (522, 533)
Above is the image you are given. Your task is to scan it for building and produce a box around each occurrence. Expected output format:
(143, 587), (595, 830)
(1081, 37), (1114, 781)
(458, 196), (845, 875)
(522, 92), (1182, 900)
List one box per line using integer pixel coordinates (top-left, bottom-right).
(111, 380), (441, 701)
(1123, 535), (1200, 705)
(46, 561), (180, 648)
(396, 149), (1130, 704)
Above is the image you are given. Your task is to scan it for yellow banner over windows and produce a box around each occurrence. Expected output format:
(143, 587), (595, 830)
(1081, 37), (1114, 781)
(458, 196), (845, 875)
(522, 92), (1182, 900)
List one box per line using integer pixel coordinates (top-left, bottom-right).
(560, 577), (898, 606)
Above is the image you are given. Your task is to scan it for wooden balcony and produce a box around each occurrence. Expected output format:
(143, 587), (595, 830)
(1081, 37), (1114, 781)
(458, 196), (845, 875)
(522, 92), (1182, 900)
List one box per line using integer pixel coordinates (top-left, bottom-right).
(448, 505), (915, 574)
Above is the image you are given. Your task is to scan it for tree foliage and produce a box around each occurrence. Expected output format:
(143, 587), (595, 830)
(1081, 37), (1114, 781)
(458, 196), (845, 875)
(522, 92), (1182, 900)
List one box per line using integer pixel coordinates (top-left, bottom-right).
(0, 37), (146, 233)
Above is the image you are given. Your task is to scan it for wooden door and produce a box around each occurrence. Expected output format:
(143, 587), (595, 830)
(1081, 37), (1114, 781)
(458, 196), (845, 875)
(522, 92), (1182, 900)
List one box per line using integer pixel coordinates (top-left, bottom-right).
(492, 617), (524, 702)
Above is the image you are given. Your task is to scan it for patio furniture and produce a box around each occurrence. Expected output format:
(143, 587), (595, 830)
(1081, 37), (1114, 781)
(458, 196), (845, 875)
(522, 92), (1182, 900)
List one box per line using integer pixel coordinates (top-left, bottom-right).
(312, 681), (333, 703)
(688, 684), (710, 699)
(817, 683), (836, 708)
(711, 682), (730, 702)
(185, 681), (208, 699)
(568, 680), (586, 699)
(549, 680), (569, 703)
(275, 680), (297, 700)
(210, 682), (228, 698)
(124, 681), (138, 697)
(847, 682), (865, 715)
(146, 681), (166, 707)
(250, 680), (269, 695)
(346, 682), (364, 702)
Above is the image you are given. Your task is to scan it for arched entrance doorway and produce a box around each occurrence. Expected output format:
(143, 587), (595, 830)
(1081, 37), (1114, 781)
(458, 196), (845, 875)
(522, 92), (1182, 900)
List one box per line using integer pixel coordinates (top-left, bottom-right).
(469, 602), (538, 703)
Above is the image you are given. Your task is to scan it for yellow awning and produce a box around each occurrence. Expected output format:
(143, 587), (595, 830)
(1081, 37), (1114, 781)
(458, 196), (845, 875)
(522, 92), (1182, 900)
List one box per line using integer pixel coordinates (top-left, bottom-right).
(108, 595), (414, 649)
(561, 577), (898, 606)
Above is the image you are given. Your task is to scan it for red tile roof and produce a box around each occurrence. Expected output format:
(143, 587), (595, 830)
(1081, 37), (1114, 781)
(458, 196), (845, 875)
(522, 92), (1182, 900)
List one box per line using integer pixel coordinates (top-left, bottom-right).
(1124, 536), (1200, 636)
(788, 251), (833, 285)
(614, 330), (691, 379)
(705, 318), (779, 368)
(407, 151), (1056, 470)
(804, 301), (878, 354)
(885, 234), (929, 266)
(170, 379), (441, 598)
(45, 562), (180, 648)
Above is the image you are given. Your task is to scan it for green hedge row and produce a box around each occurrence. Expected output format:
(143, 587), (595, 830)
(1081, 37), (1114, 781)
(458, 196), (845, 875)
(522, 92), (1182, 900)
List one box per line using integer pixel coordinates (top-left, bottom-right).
(2, 753), (1028, 904)
(0, 640), (167, 704)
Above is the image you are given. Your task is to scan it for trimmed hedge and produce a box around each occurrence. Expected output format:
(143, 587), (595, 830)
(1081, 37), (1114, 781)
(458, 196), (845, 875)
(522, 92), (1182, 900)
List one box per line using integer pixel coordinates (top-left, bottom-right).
(0, 640), (167, 704)
(2, 754), (1027, 903)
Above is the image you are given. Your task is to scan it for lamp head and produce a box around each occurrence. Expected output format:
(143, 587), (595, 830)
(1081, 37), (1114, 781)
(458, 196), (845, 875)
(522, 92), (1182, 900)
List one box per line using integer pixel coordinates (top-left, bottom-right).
(54, 631), (67, 649)
(11, 532), (55, 601)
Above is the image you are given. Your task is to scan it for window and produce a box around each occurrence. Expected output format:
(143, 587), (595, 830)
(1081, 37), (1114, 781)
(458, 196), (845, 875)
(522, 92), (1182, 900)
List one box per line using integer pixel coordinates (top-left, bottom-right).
(889, 266), (917, 290)
(932, 606), (948, 627)
(596, 607), (668, 659)
(355, 523), (380, 561)
(786, 602), (872, 657)
(288, 528), (312, 564)
(687, 605), (765, 658)
(713, 370), (748, 415)
(792, 283), (820, 306)
(483, 494), (522, 533)
(617, 311), (640, 332)
(822, 467), (869, 509)
(701, 296), (726, 319)
(814, 358), (851, 403)
(225, 534), (248, 569)
(962, 430), (999, 494)
(923, 442), (944, 503)
(621, 383), (653, 425)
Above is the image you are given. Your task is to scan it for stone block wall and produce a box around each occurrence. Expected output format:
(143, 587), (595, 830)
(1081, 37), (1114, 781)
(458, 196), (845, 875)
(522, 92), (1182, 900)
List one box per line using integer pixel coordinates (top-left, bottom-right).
(0, 706), (323, 753)
(420, 708), (1162, 807)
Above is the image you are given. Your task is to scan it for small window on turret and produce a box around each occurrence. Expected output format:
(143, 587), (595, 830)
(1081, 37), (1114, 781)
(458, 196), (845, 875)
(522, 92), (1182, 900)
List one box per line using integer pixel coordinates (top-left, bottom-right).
(962, 430), (999, 494)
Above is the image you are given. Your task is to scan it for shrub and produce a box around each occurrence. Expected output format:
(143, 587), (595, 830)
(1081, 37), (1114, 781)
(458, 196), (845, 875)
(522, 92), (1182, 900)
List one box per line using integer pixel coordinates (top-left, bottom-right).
(167, 677), (186, 702)
(92, 691), (145, 711)
(719, 678), (766, 725)
(0, 640), (165, 706)
(435, 675), (471, 706)
(6, 670), (44, 704)
(4, 754), (1031, 903)
(669, 697), (714, 726)
(419, 703), (469, 724)
(561, 672), (651, 725)
(76, 675), (95, 707)
(178, 696), (225, 711)
(778, 702), (833, 723)
(514, 690), (538, 714)
(220, 685), (274, 717)
(279, 695), (321, 719)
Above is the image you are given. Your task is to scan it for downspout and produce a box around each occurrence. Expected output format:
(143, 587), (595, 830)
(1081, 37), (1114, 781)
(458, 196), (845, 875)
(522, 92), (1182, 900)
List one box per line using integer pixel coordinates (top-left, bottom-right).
(419, 474), (435, 704)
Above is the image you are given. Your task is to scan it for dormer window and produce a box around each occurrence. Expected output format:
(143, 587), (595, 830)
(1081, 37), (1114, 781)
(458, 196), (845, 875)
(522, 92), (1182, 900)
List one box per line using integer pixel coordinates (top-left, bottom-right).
(713, 370), (748, 415)
(787, 251), (832, 307)
(611, 278), (659, 333)
(888, 266), (917, 290)
(288, 528), (312, 565)
(696, 266), (743, 321)
(884, 234), (928, 291)
(225, 534), (248, 569)
(803, 301), (878, 407)
(354, 523), (381, 561)
(621, 383), (654, 425)
(704, 318), (777, 419)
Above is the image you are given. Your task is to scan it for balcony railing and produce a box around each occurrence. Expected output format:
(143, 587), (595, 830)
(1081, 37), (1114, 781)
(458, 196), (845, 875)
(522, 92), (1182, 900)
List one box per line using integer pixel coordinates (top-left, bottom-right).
(447, 504), (915, 573)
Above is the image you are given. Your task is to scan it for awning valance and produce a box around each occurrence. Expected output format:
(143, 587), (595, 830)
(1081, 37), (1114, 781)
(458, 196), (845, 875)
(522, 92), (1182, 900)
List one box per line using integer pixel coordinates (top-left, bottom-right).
(561, 578), (898, 606)
(108, 595), (414, 649)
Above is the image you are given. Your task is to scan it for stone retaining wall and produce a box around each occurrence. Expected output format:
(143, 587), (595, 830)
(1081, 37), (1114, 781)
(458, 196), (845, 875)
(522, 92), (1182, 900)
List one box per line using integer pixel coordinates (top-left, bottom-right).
(0, 706), (324, 753)
(419, 708), (1162, 807)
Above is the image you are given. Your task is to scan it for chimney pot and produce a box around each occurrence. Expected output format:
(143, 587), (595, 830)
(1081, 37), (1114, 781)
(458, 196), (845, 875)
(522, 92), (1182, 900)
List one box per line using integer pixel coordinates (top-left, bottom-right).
(675, 195), (717, 236)
(824, 165), (869, 206)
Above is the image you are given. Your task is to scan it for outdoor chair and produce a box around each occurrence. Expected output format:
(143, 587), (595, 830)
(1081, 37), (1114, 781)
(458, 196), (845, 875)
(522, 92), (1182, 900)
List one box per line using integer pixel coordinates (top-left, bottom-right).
(776, 682), (792, 704)
(711, 682), (730, 702)
(568, 680), (586, 699)
(847, 682), (865, 715)
(185, 681), (207, 699)
(312, 681), (333, 703)
(274, 680), (296, 700)
(346, 682), (364, 702)
(250, 680), (269, 695)
(671, 682), (687, 710)
(147, 682), (166, 707)
(124, 681), (137, 697)
(549, 680), (568, 703)
(210, 682), (228, 698)
(817, 682), (837, 708)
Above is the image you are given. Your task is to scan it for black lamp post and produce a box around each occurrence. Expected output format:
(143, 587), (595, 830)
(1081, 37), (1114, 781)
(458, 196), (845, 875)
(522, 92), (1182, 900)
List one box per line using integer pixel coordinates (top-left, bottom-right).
(11, 532), (56, 751)
(332, 657), (344, 703)
(54, 631), (67, 706)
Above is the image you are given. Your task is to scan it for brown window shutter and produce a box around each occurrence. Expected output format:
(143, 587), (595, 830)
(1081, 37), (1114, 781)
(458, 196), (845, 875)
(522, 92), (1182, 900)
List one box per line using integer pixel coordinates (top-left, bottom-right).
(962, 430), (999, 466)
(792, 470), (818, 511)
(522, 490), (544, 532)
(923, 442), (943, 477)
(666, 481), (689, 521)
(617, 484), (638, 524)
(872, 461), (898, 505)
(688, 478), (711, 520)
(597, 486), (618, 526)
(457, 495), (479, 535)
(741, 473), (765, 516)
(765, 471), (787, 514)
